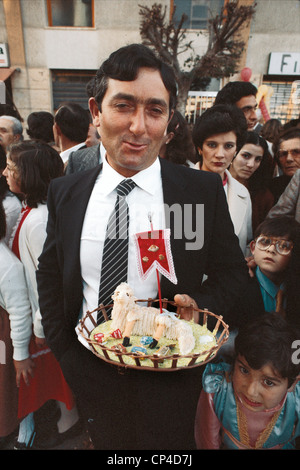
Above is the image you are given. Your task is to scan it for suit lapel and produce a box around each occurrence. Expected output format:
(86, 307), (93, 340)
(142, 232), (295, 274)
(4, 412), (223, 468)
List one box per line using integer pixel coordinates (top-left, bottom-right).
(159, 159), (189, 297)
(61, 165), (102, 278)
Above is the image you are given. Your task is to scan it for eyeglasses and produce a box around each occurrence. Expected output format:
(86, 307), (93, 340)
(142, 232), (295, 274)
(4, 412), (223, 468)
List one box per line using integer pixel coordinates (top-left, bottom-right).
(278, 148), (300, 159)
(255, 236), (293, 255)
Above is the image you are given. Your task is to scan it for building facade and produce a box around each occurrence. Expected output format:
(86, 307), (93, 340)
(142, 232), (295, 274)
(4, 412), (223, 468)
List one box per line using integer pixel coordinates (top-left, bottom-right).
(0, 0), (299, 126)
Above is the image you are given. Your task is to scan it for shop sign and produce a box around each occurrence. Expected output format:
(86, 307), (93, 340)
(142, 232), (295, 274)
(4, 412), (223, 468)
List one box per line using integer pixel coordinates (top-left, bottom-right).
(268, 52), (300, 75)
(0, 43), (9, 68)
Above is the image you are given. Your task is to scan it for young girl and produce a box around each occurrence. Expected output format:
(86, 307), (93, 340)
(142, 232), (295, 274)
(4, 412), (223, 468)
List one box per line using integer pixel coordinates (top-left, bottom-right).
(0, 200), (33, 448)
(3, 141), (80, 449)
(195, 314), (300, 449)
(0, 144), (21, 245)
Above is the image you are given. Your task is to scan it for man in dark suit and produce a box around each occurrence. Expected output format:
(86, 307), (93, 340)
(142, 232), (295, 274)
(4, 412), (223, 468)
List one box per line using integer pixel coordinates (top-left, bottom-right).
(65, 142), (105, 174)
(37, 44), (248, 450)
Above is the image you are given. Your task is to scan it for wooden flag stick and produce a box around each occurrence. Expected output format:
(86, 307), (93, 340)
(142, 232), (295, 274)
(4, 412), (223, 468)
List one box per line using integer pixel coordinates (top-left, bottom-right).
(148, 213), (163, 313)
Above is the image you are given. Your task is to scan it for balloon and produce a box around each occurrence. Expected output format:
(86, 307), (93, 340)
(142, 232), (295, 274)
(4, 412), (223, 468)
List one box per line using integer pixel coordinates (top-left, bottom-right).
(240, 67), (252, 82)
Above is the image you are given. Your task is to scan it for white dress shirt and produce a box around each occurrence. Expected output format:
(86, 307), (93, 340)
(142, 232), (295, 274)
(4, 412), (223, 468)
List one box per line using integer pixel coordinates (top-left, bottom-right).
(80, 156), (166, 318)
(60, 142), (86, 164)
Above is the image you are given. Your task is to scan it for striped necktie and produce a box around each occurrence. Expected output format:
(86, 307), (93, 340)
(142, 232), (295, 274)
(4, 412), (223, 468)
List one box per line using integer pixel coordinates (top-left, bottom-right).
(97, 179), (136, 323)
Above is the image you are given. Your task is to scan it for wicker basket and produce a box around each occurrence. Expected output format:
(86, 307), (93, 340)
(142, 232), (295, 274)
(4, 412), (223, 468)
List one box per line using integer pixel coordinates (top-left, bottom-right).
(77, 298), (229, 372)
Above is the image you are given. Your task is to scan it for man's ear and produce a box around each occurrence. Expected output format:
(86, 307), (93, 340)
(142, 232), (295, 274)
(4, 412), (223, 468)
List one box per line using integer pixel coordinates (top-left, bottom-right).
(166, 132), (175, 145)
(13, 133), (21, 143)
(89, 97), (101, 128)
(53, 122), (61, 136)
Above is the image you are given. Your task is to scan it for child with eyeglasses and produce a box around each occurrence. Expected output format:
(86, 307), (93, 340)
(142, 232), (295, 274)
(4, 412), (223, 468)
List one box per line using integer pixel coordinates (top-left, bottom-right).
(221, 216), (300, 360)
(194, 314), (300, 449)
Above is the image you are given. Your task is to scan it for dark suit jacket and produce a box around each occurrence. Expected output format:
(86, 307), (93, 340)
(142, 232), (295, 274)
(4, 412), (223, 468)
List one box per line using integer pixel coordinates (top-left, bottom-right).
(65, 144), (100, 174)
(227, 274), (266, 329)
(36, 158), (248, 449)
(38, 158), (248, 360)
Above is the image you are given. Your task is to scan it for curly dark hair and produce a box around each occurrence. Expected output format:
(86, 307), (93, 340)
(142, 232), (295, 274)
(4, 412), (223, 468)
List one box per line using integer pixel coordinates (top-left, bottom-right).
(162, 111), (197, 165)
(8, 140), (64, 208)
(26, 111), (55, 143)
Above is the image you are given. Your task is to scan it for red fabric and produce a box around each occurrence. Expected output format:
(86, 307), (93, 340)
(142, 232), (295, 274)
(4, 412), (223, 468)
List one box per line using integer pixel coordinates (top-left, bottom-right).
(11, 206), (32, 259)
(134, 229), (177, 284)
(18, 337), (75, 419)
(12, 207), (75, 419)
(222, 173), (228, 186)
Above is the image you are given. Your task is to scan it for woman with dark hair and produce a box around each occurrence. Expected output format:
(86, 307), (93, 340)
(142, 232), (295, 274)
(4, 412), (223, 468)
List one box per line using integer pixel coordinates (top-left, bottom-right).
(193, 104), (251, 254)
(159, 110), (197, 166)
(229, 131), (275, 231)
(0, 145), (21, 244)
(3, 141), (80, 449)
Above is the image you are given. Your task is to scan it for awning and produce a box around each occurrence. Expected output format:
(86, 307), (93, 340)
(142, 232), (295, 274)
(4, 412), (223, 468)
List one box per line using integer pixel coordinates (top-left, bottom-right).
(0, 67), (17, 82)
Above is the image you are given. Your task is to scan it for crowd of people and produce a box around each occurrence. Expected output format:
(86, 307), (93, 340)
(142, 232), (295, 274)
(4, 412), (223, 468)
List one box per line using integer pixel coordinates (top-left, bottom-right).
(0, 43), (300, 451)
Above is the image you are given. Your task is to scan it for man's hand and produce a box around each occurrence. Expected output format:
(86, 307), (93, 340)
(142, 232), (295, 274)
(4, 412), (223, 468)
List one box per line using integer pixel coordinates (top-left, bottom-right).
(174, 294), (199, 323)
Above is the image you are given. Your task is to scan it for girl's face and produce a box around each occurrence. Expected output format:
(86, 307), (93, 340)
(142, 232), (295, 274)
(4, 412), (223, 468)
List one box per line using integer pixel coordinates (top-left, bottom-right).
(199, 131), (237, 179)
(233, 354), (288, 412)
(2, 156), (22, 194)
(231, 143), (264, 182)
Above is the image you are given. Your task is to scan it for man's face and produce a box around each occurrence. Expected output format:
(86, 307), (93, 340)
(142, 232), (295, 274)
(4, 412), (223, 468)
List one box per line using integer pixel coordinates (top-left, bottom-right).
(89, 67), (172, 177)
(277, 137), (300, 177)
(0, 117), (20, 150)
(235, 95), (258, 130)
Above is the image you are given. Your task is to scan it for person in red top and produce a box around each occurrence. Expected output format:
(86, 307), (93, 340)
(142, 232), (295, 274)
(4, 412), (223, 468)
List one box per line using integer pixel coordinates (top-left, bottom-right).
(3, 141), (80, 449)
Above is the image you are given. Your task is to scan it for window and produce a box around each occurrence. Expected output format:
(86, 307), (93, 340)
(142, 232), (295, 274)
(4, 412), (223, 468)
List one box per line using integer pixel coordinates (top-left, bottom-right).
(173, 0), (224, 30)
(263, 78), (300, 124)
(46, 0), (94, 27)
(51, 70), (96, 112)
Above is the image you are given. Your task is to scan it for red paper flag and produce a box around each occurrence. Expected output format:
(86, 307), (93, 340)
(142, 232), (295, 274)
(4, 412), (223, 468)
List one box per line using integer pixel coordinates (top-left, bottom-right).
(134, 229), (177, 284)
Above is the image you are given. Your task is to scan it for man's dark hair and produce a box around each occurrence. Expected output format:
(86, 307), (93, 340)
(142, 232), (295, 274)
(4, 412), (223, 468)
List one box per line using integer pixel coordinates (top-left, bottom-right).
(93, 43), (177, 114)
(26, 111), (54, 143)
(214, 81), (257, 106)
(235, 314), (300, 388)
(192, 104), (247, 154)
(54, 102), (90, 143)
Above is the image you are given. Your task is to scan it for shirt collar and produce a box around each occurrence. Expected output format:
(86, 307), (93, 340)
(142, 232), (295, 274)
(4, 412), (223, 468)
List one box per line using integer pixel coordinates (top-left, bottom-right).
(255, 267), (285, 298)
(100, 156), (161, 196)
(60, 142), (86, 163)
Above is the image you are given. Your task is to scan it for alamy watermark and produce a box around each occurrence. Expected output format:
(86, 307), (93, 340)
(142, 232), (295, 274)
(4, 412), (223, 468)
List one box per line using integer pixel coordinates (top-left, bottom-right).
(292, 340), (300, 365)
(109, 202), (205, 251)
(0, 340), (5, 365)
